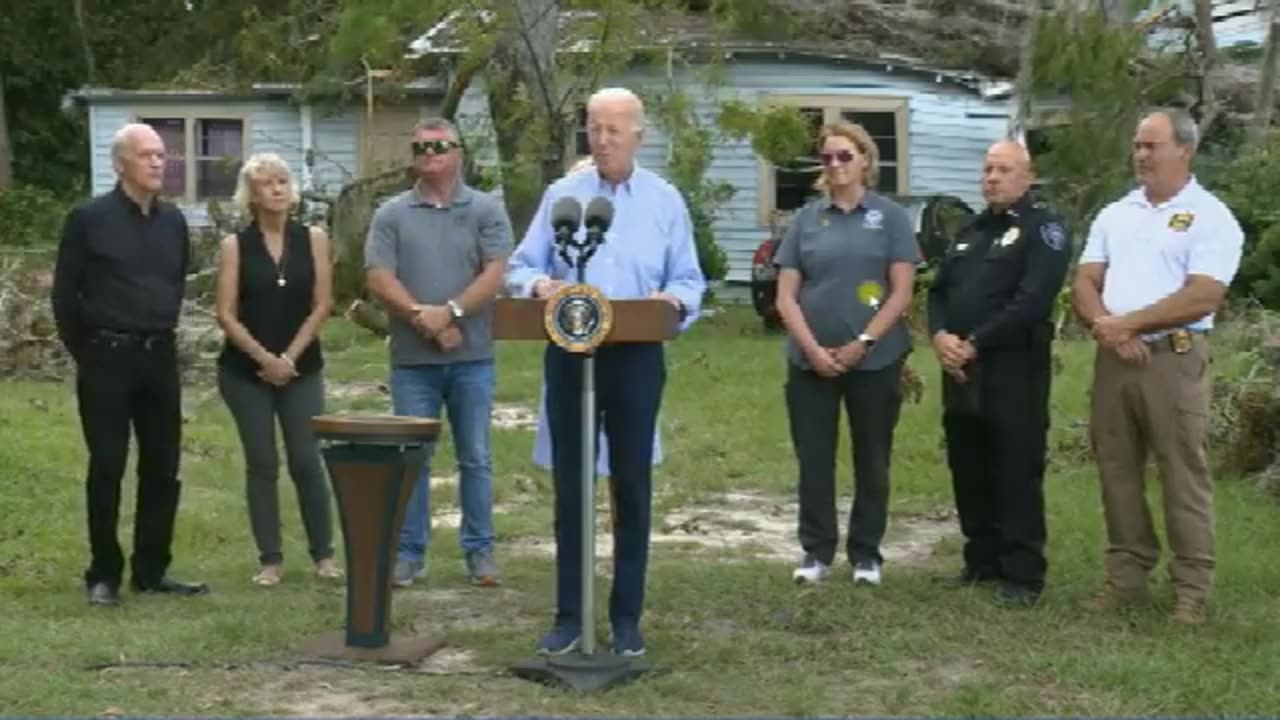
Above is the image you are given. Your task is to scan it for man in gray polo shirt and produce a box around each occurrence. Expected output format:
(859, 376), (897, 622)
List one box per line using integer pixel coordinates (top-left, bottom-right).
(364, 117), (514, 588)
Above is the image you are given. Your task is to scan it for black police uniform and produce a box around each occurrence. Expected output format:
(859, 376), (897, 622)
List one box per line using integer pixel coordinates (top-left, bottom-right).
(926, 192), (1071, 599)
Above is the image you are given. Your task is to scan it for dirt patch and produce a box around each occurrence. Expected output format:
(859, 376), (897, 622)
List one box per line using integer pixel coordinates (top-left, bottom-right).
(327, 380), (389, 401)
(501, 492), (958, 565)
(491, 403), (537, 430)
(319, 388), (536, 432)
(275, 683), (406, 717)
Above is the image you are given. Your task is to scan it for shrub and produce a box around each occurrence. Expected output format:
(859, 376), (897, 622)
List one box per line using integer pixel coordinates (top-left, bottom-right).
(0, 185), (77, 248)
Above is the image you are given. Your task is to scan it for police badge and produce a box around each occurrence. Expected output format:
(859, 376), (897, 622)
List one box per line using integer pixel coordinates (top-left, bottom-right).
(544, 283), (614, 353)
(1168, 211), (1195, 232)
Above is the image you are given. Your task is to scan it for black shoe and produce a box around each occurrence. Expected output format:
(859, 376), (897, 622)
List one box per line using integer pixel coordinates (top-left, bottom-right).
(994, 582), (1041, 607)
(87, 582), (120, 607)
(933, 569), (999, 587)
(131, 577), (210, 596)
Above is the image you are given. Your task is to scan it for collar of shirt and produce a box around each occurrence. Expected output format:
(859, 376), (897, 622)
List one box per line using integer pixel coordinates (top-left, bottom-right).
(588, 164), (637, 197)
(816, 190), (876, 215)
(411, 180), (474, 208)
(111, 182), (160, 216)
(1123, 176), (1202, 210)
(980, 191), (1036, 222)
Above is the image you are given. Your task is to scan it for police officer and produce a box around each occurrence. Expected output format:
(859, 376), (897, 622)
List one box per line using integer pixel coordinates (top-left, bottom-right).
(926, 139), (1071, 605)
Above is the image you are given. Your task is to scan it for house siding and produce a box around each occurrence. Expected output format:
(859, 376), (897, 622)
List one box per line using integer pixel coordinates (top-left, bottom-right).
(457, 58), (1010, 283)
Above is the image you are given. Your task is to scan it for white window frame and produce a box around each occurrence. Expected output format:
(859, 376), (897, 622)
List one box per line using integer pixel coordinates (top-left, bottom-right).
(756, 94), (909, 225)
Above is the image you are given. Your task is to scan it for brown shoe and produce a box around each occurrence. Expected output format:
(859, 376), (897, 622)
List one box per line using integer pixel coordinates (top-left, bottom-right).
(1170, 598), (1208, 625)
(1083, 583), (1151, 611)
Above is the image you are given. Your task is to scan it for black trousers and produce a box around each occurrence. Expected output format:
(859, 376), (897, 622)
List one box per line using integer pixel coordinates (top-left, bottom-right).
(786, 357), (904, 566)
(545, 343), (664, 630)
(75, 331), (183, 589)
(941, 343), (1051, 592)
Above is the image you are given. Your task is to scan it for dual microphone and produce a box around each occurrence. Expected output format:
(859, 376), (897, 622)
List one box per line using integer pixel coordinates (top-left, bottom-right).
(549, 195), (613, 275)
(551, 196), (614, 239)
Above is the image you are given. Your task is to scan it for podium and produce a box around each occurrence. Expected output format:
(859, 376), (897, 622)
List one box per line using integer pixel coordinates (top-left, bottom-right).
(300, 414), (447, 664)
(494, 295), (678, 692)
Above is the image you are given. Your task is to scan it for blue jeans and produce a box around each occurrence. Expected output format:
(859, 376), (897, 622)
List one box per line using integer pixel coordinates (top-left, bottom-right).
(390, 360), (496, 563)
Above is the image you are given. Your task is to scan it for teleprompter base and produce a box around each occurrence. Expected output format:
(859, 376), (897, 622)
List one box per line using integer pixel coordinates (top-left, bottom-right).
(299, 631), (447, 665)
(510, 652), (655, 692)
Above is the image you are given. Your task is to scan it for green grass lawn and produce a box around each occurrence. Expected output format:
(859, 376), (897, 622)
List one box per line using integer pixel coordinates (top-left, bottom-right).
(1, 305), (1278, 715)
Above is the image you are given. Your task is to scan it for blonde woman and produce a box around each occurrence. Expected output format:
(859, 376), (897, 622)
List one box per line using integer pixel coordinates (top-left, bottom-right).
(214, 152), (340, 586)
(774, 121), (920, 587)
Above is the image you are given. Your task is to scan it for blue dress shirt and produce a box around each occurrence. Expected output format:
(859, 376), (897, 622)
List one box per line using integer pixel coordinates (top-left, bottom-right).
(506, 164), (706, 333)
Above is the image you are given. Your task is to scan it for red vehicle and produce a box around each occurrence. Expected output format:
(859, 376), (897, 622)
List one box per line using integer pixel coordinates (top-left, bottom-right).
(750, 193), (976, 331)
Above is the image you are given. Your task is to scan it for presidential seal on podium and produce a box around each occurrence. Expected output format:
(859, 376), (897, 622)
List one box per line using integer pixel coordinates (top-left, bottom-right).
(544, 283), (613, 353)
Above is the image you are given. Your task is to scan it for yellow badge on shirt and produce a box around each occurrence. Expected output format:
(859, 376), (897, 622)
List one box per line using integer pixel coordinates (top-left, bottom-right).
(999, 227), (1020, 247)
(857, 281), (883, 309)
(1169, 211), (1195, 232)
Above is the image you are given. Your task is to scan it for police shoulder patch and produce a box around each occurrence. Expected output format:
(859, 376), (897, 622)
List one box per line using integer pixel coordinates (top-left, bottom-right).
(1040, 221), (1067, 251)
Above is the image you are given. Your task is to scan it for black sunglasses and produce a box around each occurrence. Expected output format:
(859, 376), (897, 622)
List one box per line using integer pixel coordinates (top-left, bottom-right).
(411, 139), (462, 156)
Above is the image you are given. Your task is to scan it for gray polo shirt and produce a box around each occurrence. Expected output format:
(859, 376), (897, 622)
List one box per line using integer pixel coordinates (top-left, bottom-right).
(364, 183), (514, 365)
(774, 192), (920, 372)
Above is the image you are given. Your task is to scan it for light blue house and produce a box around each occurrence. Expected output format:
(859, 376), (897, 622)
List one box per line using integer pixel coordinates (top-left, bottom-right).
(67, 1), (1260, 285)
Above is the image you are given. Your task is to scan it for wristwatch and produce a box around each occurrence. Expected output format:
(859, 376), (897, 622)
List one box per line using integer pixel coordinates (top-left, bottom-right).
(857, 332), (878, 349)
(447, 299), (465, 322)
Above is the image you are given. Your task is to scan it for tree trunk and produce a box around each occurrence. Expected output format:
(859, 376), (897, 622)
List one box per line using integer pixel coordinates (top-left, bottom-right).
(72, 0), (96, 84)
(0, 71), (13, 189)
(1193, 0), (1219, 137)
(1010, 2), (1039, 139)
(1251, 14), (1279, 145)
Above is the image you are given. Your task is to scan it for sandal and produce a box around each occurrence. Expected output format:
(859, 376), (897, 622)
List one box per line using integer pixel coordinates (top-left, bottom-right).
(314, 560), (344, 580)
(252, 566), (282, 586)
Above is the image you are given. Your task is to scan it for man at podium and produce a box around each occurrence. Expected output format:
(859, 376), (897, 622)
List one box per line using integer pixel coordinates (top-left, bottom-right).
(506, 87), (706, 657)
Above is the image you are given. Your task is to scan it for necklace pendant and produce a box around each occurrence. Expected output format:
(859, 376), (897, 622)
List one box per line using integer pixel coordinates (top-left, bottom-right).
(277, 277), (287, 287)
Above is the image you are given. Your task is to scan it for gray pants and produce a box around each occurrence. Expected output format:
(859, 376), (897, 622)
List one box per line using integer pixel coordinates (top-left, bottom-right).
(217, 366), (334, 566)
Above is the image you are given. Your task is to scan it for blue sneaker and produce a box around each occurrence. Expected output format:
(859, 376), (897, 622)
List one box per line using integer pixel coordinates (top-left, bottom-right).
(536, 624), (581, 655)
(611, 625), (646, 657)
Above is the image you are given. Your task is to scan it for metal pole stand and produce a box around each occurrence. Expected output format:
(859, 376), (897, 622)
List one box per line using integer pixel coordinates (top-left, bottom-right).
(510, 225), (654, 693)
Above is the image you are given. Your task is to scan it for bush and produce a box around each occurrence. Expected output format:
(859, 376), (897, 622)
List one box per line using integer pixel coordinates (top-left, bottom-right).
(1209, 131), (1280, 308)
(0, 185), (77, 248)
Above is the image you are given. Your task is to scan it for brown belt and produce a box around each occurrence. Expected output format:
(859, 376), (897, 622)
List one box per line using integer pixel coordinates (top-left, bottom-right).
(1145, 329), (1205, 355)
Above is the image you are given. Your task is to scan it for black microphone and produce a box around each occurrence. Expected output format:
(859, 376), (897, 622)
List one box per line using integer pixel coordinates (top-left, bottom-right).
(550, 196), (582, 244)
(583, 196), (614, 240)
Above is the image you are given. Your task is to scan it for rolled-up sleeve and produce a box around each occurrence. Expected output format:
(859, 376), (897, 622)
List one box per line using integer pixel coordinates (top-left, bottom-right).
(506, 189), (555, 297)
(663, 191), (706, 333)
(1079, 209), (1110, 265)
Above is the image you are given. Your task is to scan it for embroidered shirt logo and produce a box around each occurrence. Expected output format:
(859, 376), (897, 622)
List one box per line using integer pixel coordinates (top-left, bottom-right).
(863, 209), (884, 230)
(1168, 211), (1195, 232)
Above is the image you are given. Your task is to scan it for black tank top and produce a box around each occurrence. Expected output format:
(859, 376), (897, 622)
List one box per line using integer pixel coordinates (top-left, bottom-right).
(218, 220), (324, 377)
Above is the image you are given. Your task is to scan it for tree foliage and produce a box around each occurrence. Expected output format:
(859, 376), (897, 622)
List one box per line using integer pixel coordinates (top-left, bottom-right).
(1211, 131), (1280, 307)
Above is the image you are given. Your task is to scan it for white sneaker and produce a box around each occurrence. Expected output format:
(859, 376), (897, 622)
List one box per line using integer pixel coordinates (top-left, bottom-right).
(852, 559), (882, 586)
(792, 556), (831, 584)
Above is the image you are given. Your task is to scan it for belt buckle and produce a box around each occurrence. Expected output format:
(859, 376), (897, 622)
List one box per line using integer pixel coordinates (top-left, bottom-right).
(1170, 329), (1192, 354)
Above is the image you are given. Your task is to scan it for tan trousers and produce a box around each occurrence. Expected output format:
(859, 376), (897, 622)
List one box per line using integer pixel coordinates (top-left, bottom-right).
(1089, 334), (1214, 602)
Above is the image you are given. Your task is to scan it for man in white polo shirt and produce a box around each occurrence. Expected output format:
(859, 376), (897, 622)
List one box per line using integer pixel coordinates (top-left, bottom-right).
(1071, 107), (1243, 625)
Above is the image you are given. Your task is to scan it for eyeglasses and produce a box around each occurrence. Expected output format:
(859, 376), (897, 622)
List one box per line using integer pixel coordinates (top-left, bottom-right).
(819, 150), (857, 166)
(411, 139), (461, 156)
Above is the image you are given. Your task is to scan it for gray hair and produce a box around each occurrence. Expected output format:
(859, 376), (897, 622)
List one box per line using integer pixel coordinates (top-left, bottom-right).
(232, 152), (301, 217)
(413, 117), (460, 142)
(1147, 107), (1200, 150)
(110, 123), (161, 167)
(587, 87), (646, 131)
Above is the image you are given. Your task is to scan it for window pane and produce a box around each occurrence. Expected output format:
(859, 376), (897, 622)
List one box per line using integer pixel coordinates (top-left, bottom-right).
(876, 163), (899, 195)
(574, 106), (590, 156)
(196, 119), (244, 200)
(140, 117), (186, 198)
(842, 110), (898, 162)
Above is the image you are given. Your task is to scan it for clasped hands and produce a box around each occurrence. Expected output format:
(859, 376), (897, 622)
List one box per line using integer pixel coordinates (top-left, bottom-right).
(411, 304), (463, 352)
(931, 332), (977, 382)
(257, 353), (298, 387)
(805, 339), (871, 378)
(1090, 313), (1150, 365)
